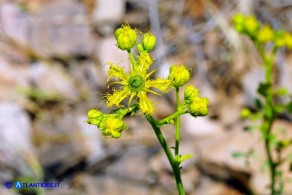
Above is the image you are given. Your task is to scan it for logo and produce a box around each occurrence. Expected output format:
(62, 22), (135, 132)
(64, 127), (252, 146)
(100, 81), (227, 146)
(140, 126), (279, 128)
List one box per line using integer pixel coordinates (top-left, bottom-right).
(14, 181), (22, 189)
(4, 181), (13, 189)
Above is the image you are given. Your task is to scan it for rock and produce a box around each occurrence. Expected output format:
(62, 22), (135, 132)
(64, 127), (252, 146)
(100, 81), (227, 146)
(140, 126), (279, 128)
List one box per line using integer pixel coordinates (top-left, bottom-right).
(105, 144), (150, 182)
(71, 173), (151, 195)
(151, 96), (175, 119)
(93, 0), (125, 34)
(96, 36), (130, 76)
(80, 61), (108, 89)
(196, 120), (292, 194)
(94, 0), (124, 23)
(217, 94), (244, 127)
(0, 58), (30, 102)
(45, 188), (81, 195)
(0, 188), (19, 195)
(29, 0), (94, 57)
(181, 166), (200, 193)
(77, 115), (107, 165)
(28, 62), (79, 101)
(195, 176), (243, 195)
(35, 111), (89, 178)
(242, 67), (265, 107)
(0, 3), (29, 46)
(181, 115), (224, 137)
(0, 103), (42, 181)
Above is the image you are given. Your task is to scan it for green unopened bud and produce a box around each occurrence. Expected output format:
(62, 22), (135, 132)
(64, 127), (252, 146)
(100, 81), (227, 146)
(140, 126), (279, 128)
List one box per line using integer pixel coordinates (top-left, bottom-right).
(184, 86), (199, 103)
(168, 65), (190, 88)
(88, 109), (102, 119)
(137, 43), (145, 53)
(244, 15), (259, 36)
(284, 32), (292, 49)
(258, 25), (274, 43)
(233, 13), (245, 33)
(274, 30), (286, 48)
(102, 116), (127, 139)
(142, 33), (156, 51)
(115, 24), (137, 50)
(188, 97), (209, 117)
(241, 108), (251, 118)
(87, 109), (103, 126)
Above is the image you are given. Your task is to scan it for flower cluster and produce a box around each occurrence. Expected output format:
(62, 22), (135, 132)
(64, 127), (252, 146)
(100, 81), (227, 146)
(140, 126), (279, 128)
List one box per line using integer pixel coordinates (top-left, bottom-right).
(87, 109), (127, 139)
(233, 13), (292, 48)
(114, 23), (138, 50)
(184, 86), (209, 117)
(168, 65), (209, 117)
(87, 23), (209, 139)
(168, 65), (191, 88)
(106, 25), (170, 115)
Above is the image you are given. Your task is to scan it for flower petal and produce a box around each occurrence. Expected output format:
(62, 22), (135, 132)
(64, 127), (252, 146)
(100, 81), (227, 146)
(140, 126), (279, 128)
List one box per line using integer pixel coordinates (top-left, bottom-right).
(106, 87), (130, 107)
(145, 78), (171, 93)
(108, 62), (128, 81)
(138, 92), (154, 115)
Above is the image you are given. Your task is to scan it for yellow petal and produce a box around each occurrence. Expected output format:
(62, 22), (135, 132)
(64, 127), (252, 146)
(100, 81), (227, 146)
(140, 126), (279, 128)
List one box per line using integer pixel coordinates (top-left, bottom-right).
(138, 92), (154, 115)
(138, 53), (153, 73)
(106, 87), (130, 107)
(145, 78), (171, 93)
(108, 62), (128, 81)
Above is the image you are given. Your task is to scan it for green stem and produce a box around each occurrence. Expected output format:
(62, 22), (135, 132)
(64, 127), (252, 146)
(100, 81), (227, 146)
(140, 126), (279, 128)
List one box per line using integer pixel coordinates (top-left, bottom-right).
(146, 115), (185, 195)
(127, 49), (137, 72)
(157, 109), (187, 126)
(258, 42), (278, 195)
(117, 104), (139, 118)
(263, 119), (276, 195)
(175, 88), (181, 162)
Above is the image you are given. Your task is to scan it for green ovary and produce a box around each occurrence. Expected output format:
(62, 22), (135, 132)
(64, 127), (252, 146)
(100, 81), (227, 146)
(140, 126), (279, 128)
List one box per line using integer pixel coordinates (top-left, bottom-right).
(128, 75), (145, 91)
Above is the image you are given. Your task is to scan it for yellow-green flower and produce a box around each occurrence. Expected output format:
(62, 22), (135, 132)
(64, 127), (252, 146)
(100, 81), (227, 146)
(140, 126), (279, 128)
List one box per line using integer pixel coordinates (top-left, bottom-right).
(106, 55), (171, 115)
(244, 15), (260, 36)
(115, 24), (137, 50)
(168, 65), (190, 88)
(258, 25), (274, 43)
(87, 109), (103, 126)
(142, 33), (156, 52)
(284, 32), (292, 49)
(184, 85), (199, 102)
(101, 116), (127, 139)
(188, 97), (209, 117)
(241, 108), (251, 118)
(274, 30), (286, 48)
(233, 13), (245, 33)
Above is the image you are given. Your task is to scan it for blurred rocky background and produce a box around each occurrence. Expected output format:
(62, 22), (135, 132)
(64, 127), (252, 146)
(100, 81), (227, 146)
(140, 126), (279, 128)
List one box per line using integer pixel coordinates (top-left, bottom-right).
(0, 0), (292, 194)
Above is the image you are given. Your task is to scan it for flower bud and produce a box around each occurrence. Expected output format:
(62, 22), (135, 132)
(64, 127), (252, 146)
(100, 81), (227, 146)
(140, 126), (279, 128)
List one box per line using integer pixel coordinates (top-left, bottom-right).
(102, 116), (127, 139)
(244, 16), (259, 36)
(284, 32), (292, 49)
(184, 86), (199, 102)
(168, 65), (190, 88)
(137, 43), (145, 53)
(115, 24), (137, 50)
(87, 109), (103, 126)
(241, 108), (251, 118)
(88, 109), (102, 119)
(142, 33), (156, 51)
(233, 13), (245, 33)
(188, 97), (209, 117)
(274, 30), (286, 48)
(258, 25), (274, 43)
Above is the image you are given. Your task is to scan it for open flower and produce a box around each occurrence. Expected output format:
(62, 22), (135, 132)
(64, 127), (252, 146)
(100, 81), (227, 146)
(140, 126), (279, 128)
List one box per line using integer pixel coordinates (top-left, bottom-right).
(106, 53), (171, 115)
